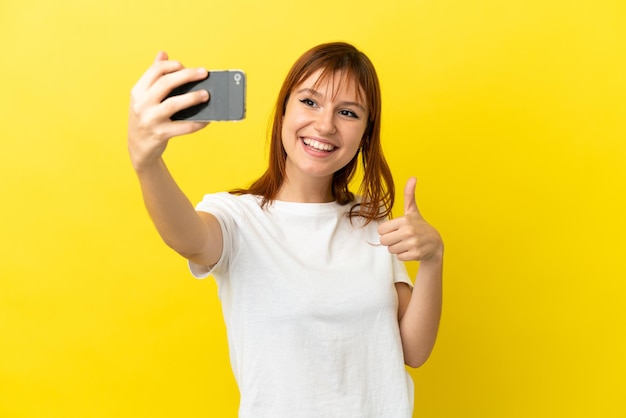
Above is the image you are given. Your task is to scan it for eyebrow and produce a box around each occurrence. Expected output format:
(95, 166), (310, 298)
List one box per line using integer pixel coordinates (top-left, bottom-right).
(295, 88), (367, 113)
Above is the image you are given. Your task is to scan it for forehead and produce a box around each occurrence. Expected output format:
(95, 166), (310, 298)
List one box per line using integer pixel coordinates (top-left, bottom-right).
(295, 68), (366, 104)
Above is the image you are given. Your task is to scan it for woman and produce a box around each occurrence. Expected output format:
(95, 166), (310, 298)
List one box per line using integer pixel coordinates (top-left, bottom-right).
(128, 42), (443, 418)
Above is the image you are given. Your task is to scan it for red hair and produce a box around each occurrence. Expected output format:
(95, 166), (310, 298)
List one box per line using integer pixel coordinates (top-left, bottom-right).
(232, 42), (395, 223)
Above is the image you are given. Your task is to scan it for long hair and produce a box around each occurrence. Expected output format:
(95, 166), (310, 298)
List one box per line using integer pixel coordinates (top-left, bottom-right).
(232, 42), (395, 223)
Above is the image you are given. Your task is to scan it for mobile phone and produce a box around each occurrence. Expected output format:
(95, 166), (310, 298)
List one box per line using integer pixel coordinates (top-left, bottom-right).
(166, 70), (246, 121)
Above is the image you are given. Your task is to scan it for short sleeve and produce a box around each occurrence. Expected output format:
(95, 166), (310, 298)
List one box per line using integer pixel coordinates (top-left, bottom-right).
(187, 192), (237, 279)
(392, 255), (413, 287)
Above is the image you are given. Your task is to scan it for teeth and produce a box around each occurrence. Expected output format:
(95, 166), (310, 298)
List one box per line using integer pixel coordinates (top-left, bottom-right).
(303, 138), (335, 151)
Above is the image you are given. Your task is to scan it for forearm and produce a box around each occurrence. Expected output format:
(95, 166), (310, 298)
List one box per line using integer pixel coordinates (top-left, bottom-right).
(399, 255), (443, 368)
(135, 158), (211, 259)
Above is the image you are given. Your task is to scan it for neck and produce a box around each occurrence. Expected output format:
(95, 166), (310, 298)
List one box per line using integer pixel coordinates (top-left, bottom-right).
(276, 175), (334, 203)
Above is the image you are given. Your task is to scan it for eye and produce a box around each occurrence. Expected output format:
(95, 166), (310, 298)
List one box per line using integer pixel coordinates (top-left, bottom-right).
(339, 109), (359, 119)
(299, 98), (317, 107)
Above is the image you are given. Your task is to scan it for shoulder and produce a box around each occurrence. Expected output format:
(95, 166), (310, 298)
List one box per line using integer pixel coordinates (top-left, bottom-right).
(195, 192), (262, 217)
(197, 191), (259, 207)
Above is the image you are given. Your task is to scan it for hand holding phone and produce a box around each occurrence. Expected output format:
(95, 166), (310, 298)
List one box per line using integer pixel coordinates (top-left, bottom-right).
(165, 70), (246, 121)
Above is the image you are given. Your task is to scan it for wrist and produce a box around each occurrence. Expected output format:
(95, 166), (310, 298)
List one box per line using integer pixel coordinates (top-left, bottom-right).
(132, 155), (167, 177)
(422, 243), (444, 265)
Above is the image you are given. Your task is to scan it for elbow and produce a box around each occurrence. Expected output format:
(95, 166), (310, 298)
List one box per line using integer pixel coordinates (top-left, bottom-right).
(165, 242), (200, 261)
(403, 348), (434, 369)
(174, 243), (220, 268)
(161, 235), (208, 262)
(175, 246), (210, 265)
(404, 357), (426, 369)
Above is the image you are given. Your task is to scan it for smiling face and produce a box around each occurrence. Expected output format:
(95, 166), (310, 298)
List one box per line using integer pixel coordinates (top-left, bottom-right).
(279, 69), (368, 201)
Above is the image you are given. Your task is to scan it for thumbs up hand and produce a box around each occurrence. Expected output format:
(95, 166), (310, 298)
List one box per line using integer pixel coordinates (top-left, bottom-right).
(378, 177), (443, 263)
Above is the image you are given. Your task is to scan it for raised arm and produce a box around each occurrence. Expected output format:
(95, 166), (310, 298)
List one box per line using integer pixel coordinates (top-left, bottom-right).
(378, 177), (444, 368)
(128, 52), (222, 268)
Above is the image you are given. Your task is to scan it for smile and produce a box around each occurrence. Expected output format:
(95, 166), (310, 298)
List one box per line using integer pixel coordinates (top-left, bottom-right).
(302, 137), (336, 152)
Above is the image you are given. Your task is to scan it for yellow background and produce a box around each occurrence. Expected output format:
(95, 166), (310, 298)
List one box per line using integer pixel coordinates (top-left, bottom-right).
(1, 0), (625, 416)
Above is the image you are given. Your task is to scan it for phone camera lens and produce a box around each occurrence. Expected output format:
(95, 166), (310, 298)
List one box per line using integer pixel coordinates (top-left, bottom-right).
(234, 73), (242, 84)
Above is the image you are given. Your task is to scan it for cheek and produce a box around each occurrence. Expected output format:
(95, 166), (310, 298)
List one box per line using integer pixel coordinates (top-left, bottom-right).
(348, 125), (367, 148)
(281, 108), (294, 138)
(281, 107), (299, 135)
(280, 112), (302, 153)
(284, 105), (308, 127)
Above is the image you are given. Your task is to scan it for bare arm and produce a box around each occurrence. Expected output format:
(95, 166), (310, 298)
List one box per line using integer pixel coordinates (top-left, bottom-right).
(128, 52), (222, 268)
(133, 158), (223, 267)
(395, 256), (443, 368)
(379, 177), (444, 368)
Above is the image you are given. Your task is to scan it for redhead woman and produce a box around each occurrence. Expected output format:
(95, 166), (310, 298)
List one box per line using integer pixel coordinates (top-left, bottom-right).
(128, 42), (443, 418)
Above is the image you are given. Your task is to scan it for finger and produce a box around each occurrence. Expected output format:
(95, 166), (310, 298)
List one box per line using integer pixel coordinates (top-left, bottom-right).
(131, 56), (185, 99)
(377, 217), (401, 236)
(154, 51), (168, 63)
(147, 67), (208, 105)
(404, 177), (420, 216)
(379, 232), (404, 250)
(166, 120), (211, 138)
(156, 88), (210, 120)
(385, 238), (414, 257)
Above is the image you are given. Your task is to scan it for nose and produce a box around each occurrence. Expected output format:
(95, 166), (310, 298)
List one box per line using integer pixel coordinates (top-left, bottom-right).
(314, 108), (337, 135)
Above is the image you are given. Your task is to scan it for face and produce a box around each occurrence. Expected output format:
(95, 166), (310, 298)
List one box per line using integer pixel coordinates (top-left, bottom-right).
(280, 69), (368, 190)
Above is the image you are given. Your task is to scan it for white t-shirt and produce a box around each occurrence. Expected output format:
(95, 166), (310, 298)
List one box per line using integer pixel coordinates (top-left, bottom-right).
(190, 192), (414, 418)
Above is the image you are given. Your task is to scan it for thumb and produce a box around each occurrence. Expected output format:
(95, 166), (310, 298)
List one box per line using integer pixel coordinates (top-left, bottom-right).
(404, 177), (420, 215)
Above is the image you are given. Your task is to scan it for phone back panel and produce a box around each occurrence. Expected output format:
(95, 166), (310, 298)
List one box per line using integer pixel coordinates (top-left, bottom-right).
(168, 70), (246, 121)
